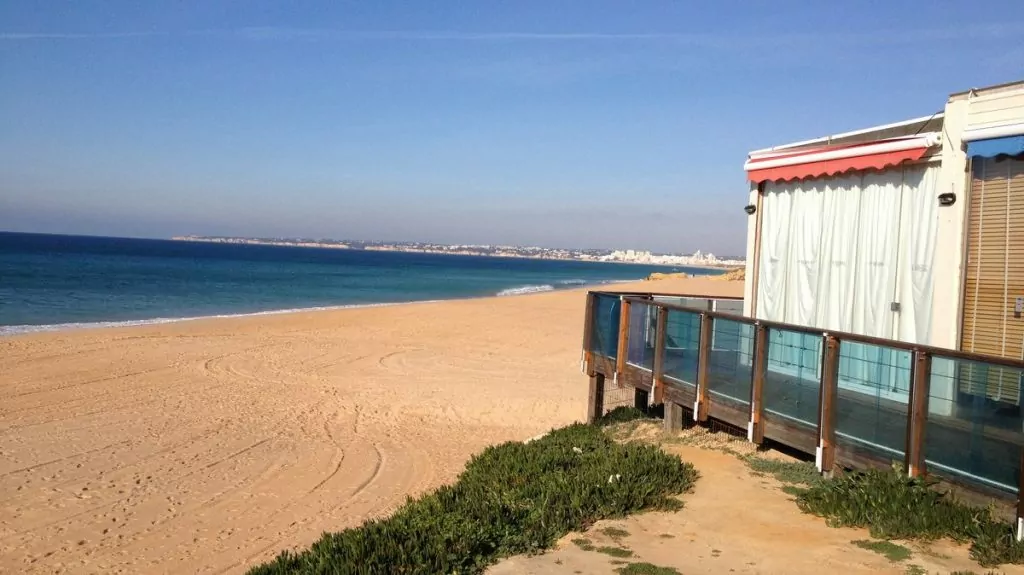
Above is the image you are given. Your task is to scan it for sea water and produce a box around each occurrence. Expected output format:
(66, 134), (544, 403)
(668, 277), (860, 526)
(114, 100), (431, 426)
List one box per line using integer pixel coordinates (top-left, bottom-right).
(0, 232), (720, 335)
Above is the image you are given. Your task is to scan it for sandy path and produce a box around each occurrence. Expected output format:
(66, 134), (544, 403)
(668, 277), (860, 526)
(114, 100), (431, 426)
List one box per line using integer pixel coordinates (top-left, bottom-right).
(0, 277), (740, 573)
(491, 433), (1024, 575)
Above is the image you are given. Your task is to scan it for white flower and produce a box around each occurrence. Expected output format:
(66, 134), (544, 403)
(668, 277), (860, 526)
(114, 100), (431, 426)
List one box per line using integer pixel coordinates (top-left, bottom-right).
(572, 447), (583, 454)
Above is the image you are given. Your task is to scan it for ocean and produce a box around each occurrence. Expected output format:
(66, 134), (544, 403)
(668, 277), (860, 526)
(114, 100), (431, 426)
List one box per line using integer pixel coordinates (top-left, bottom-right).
(0, 232), (720, 335)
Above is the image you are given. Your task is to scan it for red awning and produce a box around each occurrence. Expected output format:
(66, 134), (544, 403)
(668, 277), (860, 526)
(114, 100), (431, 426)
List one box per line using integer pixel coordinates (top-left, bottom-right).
(744, 135), (936, 183)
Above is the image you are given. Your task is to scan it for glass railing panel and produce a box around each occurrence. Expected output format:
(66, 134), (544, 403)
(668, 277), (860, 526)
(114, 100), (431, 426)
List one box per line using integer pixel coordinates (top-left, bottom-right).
(662, 308), (701, 387)
(588, 294), (621, 360)
(834, 341), (912, 461)
(925, 355), (1023, 494)
(706, 318), (754, 406)
(763, 328), (822, 426)
(626, 302), (655, 371)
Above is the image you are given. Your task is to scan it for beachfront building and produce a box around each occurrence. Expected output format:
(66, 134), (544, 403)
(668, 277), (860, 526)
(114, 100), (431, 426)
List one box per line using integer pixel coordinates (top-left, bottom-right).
(741, 80), (1024, 412)
(580, 80), (1024, 520)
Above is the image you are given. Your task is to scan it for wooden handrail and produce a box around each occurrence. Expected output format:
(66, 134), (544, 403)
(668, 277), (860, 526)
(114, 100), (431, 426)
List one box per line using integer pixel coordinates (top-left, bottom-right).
(606, 291), (1024, 371)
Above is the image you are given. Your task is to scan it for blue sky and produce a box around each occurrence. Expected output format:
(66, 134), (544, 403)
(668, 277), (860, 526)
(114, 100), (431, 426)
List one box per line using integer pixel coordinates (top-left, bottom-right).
(1, 2), (1022, 255)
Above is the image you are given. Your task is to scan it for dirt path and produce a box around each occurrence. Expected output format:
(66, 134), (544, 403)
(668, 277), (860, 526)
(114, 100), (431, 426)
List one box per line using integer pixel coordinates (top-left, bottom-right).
(491, 426), (1024, 575)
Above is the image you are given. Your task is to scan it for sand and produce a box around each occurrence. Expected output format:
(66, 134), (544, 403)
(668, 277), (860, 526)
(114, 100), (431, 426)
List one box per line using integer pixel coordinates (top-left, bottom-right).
(0, 277), (737, 573)
(8, 274), (1009, 575)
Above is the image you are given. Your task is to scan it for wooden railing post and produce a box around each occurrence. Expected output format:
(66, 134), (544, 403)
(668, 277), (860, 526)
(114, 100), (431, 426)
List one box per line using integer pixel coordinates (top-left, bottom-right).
(1017, 448), (1024, 542)
(652, 306), (668, 405)
(695, 313), (713, 422)
(749, 323), (768, 444)
(906, 350), (932, 478)
(817, 335), (840, 474)
(581, 292), (596, 375)
(615, 298), (632, 387)
(587, 373), (606, 423)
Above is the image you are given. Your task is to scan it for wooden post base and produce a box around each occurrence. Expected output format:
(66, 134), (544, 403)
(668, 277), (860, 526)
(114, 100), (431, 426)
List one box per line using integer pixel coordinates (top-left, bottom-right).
(664, 402), (683, 433)
(587, 373), (605, 423)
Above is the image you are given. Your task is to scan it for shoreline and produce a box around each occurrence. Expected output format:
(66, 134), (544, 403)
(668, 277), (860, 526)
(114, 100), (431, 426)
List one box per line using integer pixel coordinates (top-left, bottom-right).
(0, 279), (641, 338)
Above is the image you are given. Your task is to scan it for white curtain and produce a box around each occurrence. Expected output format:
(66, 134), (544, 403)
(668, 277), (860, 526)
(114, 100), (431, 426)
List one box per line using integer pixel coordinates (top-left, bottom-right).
(756, 186), (792, 324)
(851, 170), (903, 339)
(896, 165), (940, 344)
(783, 180), (824, 327)
(756, 163), (940, 344)
(814, 174), (861, 332)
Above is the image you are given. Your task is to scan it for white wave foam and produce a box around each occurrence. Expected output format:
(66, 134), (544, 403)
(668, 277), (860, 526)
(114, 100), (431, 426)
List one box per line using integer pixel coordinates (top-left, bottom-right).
(555, 279), (588, 286)
(0, 300), (442, 337)
(496, 284), (555, 297)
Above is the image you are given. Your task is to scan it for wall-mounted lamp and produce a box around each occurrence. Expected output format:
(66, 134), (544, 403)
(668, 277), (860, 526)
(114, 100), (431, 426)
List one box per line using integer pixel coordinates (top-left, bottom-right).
(938, 192), (957, 206)
(744, 204), (757, 215)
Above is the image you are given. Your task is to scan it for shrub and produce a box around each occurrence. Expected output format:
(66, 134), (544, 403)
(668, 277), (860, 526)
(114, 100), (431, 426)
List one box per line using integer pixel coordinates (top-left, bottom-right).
(248, 423), (697, 574)
(597, 406), (652, 427)
(796, 466), (1024, 567)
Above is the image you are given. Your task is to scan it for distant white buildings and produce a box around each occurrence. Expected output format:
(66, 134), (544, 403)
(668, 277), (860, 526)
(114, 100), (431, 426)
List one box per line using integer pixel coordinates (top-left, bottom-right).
(599, 249), (744, 267)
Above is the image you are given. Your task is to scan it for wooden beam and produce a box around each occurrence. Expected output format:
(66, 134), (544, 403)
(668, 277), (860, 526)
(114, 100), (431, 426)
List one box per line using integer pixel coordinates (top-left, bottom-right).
(652, 307), (668, 404)
(695, 313), (713, 422)
(750, 182), (764, 319)
(615, 299), (632, 387)
(818, 335), (840, 474)
(1017, 448), (1024, 542)
(587, 373), (605, 423)
(906, 350), (932, 478)
(664, 401), (683, 433)
(581, 292), (596, 375)
(749, 324), (768, 444)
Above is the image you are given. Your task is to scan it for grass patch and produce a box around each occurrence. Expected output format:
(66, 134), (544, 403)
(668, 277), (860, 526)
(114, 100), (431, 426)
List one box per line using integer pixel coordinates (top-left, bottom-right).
(248, 423), (696, 574)
(615, 562), (682, 575)
(852, 539), (912, 562)
(781, 484), (809, 497)
(658, 533), (675, 539)
(745, 456), (823, 487)
(903, 565), (925, 575)
(572, 537), (595, 551)
(796, 466), (1024, 567)
(596, 546), (634, 558)
(600, 526), (631, 539)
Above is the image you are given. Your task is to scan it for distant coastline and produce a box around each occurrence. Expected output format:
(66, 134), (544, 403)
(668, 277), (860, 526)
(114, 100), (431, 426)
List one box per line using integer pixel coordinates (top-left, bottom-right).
(169, 235), (743, 270)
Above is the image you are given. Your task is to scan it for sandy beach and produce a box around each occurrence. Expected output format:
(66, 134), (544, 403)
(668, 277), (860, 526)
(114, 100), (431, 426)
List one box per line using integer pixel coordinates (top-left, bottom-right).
(0, 277), (740, 574)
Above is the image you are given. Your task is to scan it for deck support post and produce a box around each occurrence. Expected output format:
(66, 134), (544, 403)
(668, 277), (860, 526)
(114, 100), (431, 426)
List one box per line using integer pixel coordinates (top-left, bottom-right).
(664, 401), (683, 432)
(695, 313), (713, 422)
(587, 373), (605, 424)
(905, 350), (932, 478)
(817, 335), (840, 475)
(749, 323), (768, 444)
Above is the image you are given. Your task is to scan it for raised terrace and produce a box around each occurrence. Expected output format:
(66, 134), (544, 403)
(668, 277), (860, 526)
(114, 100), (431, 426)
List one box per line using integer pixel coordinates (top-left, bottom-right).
(582, 290), (1024, 525)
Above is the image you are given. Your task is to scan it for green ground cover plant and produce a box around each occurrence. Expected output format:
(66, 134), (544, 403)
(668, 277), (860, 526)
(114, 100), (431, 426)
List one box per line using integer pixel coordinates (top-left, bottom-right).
(248, 422), (696, 574)
(796, 466), (1024, 567)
